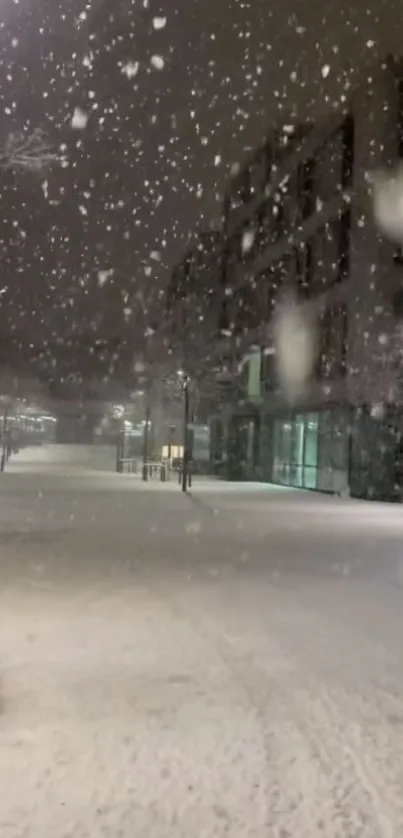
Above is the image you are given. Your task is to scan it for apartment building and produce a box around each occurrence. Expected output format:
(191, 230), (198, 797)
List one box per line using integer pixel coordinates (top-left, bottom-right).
(211, 55), (403, 500)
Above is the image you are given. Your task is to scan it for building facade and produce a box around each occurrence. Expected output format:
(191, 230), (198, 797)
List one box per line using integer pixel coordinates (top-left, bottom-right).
(210, 55), (403, 500)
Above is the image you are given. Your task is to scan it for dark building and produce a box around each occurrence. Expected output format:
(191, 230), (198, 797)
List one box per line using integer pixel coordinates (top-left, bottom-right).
(210, 55), (403, 500)
(166, 228), (225, 367)
(163, 228), (229, 471)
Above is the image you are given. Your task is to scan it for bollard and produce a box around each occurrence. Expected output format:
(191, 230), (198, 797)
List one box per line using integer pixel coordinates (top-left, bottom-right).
(160, 465), (166, 482)
(142, 463), (148, 481)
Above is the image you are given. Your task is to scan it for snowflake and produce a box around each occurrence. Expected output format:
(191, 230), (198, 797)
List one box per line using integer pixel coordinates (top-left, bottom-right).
(71, 108), (88, 129)
(97, 269), (114, 286)
(151, 55), (165, 70)
(152, 17), (167, 30)
(241, 229), (256, 254)
(122, 61), (139, 79)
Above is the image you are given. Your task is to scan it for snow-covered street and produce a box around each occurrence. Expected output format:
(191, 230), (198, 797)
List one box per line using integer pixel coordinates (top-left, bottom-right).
(2, 445), (403, 836)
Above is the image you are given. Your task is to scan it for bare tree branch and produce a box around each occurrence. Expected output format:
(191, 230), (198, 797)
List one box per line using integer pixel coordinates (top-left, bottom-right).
(0, 129), (62, 172)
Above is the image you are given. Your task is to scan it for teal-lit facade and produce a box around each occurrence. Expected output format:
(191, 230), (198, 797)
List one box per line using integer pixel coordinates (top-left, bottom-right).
(210, 350), (402, 502)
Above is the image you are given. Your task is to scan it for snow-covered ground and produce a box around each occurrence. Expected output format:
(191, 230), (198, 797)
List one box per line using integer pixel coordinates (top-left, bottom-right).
(2, 445), (403, 836)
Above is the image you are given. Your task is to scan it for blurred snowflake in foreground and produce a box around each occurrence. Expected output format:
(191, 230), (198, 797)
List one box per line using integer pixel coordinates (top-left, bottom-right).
(372, 164), (403, 243)
(71, 107), (89, 129)
(274, 294), (317, 401)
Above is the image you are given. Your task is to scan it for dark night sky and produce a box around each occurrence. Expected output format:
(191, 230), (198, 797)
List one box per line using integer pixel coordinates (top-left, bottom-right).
(0, 0), (402, 379)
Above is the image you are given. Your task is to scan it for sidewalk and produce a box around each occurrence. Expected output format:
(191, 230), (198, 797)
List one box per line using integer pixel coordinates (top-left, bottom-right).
(2, 443), (403, 834)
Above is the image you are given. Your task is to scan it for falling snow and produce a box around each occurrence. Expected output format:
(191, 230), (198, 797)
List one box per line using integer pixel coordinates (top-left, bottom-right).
(97, 269), (114, 287)
(372, 164), (403, 243)
(152, 17), (167, 30)
(241, 229), (255, 254)
(71, 107), (89, 129)
(274, 296), (317, 400)
(121, 61), (139, 79)
(150, 55), (165, 70)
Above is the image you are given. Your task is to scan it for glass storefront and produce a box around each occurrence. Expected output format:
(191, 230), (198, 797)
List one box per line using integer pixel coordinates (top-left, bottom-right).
(272, 409), (349, 492)
(214, 406), (350, 492)
(217, 403), (401, 498)
(273, 413), (319, 489)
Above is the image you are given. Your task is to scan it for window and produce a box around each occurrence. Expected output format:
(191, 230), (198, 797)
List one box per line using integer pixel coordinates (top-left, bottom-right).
(315, 135), (343, 202)
(255, 265), (280, 323)
(232, 168), (251, 210)
(314, 117), (354, 202)
(393, 247), (403, 266)
(396, 61), (403, 159)
(295, 240), (313, 298)
(262, 140), (273, 183)
(271, 190), (287, 240)
(260, 350), (277, 392)
(393, 67), (403, 264)
(317, 409), (349, 492)
(272, 410), (350, 492)
(341, 114), (354, 189)
(392, 286), (403, 318)
(272, 413), (319, 489)
(311, 212), (351, 294)
(279, 420), (292, 482)
(234, 284), (262, 335)
(311, 221), (340, 293)
(316, 303), (348, 380)
(249, 149), (268, 197)
(290, 416), (305, 486)
(338, 209), (351, 282)
(297, 158), (315, 220)
(255, 203), (276, 252)
(222, 195), (231, 235)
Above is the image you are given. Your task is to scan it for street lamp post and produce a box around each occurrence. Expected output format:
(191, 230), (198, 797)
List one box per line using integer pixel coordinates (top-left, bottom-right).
(142, 402), (151, 481)
(1, 403), (9, 472)
(179, 372), (191, 493)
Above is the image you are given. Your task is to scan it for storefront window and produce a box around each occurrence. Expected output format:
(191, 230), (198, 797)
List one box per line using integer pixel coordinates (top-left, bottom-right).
(291, 416), (304, 487)
(317, 408), (349, 492)
(273, 413), (318, 489)
(303, 413), (318, 488)
(271, 408), (349, 492)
